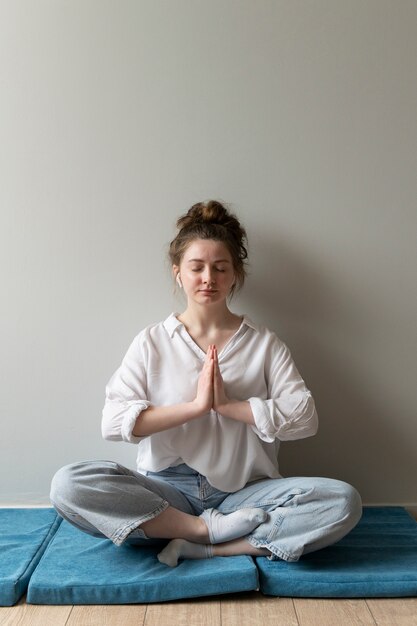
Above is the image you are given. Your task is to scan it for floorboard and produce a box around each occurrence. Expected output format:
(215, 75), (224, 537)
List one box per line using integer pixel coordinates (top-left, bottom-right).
(221, 592), (298, 625)
(144, 597), (221, 626)
(67, 604), (146, 626)
(293, 598), (376, 626)
(2, 594), (417, 625)
(366, 598), (417, 626)
(0, 598), (72, 626)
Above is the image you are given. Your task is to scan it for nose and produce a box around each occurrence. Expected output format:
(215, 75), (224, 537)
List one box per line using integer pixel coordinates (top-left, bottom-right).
(203, 268), (215, 285)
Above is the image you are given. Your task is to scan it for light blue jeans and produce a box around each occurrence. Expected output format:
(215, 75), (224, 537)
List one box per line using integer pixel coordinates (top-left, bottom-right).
(50, 461), (362, 562)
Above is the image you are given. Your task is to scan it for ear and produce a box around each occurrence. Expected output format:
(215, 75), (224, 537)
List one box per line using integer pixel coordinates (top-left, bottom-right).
(172, 265), (182, 288)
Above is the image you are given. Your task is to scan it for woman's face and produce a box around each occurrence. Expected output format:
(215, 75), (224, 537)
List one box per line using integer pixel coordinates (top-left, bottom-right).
(174, 239), (236, 306)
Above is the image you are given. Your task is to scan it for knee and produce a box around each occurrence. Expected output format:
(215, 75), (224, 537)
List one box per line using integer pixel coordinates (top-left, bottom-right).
(50, 460), (112, 509)
(334, 480), (362, 531)
(50, 462), (82, 509)
(309, 477), (362, 530)
(50, 459), (128, 508)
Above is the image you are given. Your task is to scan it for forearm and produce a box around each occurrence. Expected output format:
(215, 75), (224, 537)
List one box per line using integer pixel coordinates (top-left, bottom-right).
(215, 399), (255, 425)
(132, 401), (204, 437)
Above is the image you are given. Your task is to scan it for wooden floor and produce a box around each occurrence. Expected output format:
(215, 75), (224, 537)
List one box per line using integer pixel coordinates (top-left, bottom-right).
(1, 594), (416, 626)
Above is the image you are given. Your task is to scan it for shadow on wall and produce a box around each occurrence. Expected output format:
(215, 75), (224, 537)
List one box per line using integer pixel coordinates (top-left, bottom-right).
(244, 232), (415, 504)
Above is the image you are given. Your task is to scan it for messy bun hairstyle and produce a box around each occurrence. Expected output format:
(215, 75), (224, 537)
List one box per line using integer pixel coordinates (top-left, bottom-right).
(169, 200), (248, 298)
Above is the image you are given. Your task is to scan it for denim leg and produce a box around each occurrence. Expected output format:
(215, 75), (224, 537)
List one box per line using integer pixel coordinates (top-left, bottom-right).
(217, 476), (362, 561)
(50, 460), (195, 546)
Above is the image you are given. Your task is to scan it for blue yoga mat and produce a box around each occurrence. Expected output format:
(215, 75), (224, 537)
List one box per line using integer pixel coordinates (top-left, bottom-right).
(26, 519), (259, 604)
(256, 506), (417, 597)
(0, 508), (61, 606)
(2, 506), (416, 605)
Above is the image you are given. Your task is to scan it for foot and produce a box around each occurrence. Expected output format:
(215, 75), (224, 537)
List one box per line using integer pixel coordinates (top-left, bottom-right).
(199, 507), (268, 544)
(157, 539), (213, 567)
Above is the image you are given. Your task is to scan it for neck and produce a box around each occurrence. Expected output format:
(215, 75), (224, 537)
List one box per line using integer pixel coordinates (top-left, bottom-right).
(178, 302), (239, 332)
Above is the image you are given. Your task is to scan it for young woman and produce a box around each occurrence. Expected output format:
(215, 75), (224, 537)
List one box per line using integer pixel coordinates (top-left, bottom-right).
(50, 200), (362, 567)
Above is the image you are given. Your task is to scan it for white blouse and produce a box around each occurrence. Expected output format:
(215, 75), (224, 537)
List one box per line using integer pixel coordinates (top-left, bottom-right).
(101, 313), (318, 492)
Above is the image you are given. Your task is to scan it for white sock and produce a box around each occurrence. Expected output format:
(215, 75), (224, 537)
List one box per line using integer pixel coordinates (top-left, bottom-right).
(157, 539), (213, 567)
(199, 507), (268, 544)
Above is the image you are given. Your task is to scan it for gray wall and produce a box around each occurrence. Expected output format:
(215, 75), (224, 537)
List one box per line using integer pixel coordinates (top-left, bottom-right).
(1, 1), (416, 507)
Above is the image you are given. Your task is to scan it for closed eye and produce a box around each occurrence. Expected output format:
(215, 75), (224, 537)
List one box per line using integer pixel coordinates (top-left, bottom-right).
(191, 267), (225, 272)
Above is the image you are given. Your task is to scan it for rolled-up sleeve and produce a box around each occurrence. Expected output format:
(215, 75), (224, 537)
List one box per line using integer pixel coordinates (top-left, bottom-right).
(101, 334), (151, 444)
(248, 339), (318, 443)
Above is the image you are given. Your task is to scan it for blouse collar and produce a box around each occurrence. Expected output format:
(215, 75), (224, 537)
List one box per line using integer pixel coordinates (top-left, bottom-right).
(163, 312), (259, 338)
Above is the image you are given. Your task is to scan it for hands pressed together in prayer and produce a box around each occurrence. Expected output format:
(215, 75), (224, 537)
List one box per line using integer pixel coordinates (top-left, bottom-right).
(133, 342), (253, 438)
(193, 345), (229, 414)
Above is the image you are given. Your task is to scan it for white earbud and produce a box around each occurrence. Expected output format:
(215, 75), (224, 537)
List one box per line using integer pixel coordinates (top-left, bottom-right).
(176, 274), (183, 288)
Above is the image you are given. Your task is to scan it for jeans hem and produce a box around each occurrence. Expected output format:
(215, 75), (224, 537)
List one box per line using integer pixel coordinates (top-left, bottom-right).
(111, 500), (170, 546)
(246, 535), (300, 562)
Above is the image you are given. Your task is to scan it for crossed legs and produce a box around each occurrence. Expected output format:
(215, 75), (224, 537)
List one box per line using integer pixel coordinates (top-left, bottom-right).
(50, 461), (362, 567)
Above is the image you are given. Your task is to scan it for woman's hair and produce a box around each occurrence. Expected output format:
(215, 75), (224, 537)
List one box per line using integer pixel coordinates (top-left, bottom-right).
(169, 200), (248, 298)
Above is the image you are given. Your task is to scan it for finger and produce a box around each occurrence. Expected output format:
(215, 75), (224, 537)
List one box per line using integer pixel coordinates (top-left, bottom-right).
(212, 347), (216, 365)
(213, 356), (221, 381)
(205, 345), (213, 362)
(207, 352), (214, 384)
(204, 360), (214, 378)
(213, 347), (220, 369)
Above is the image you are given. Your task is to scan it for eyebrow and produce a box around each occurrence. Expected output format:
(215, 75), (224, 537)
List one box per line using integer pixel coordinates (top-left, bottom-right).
(187, 258), (231, 263)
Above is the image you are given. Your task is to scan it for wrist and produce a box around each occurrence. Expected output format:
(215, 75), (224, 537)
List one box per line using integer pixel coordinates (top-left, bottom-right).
(214, 397), (232, 414)
(190, 399), (210, 418)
